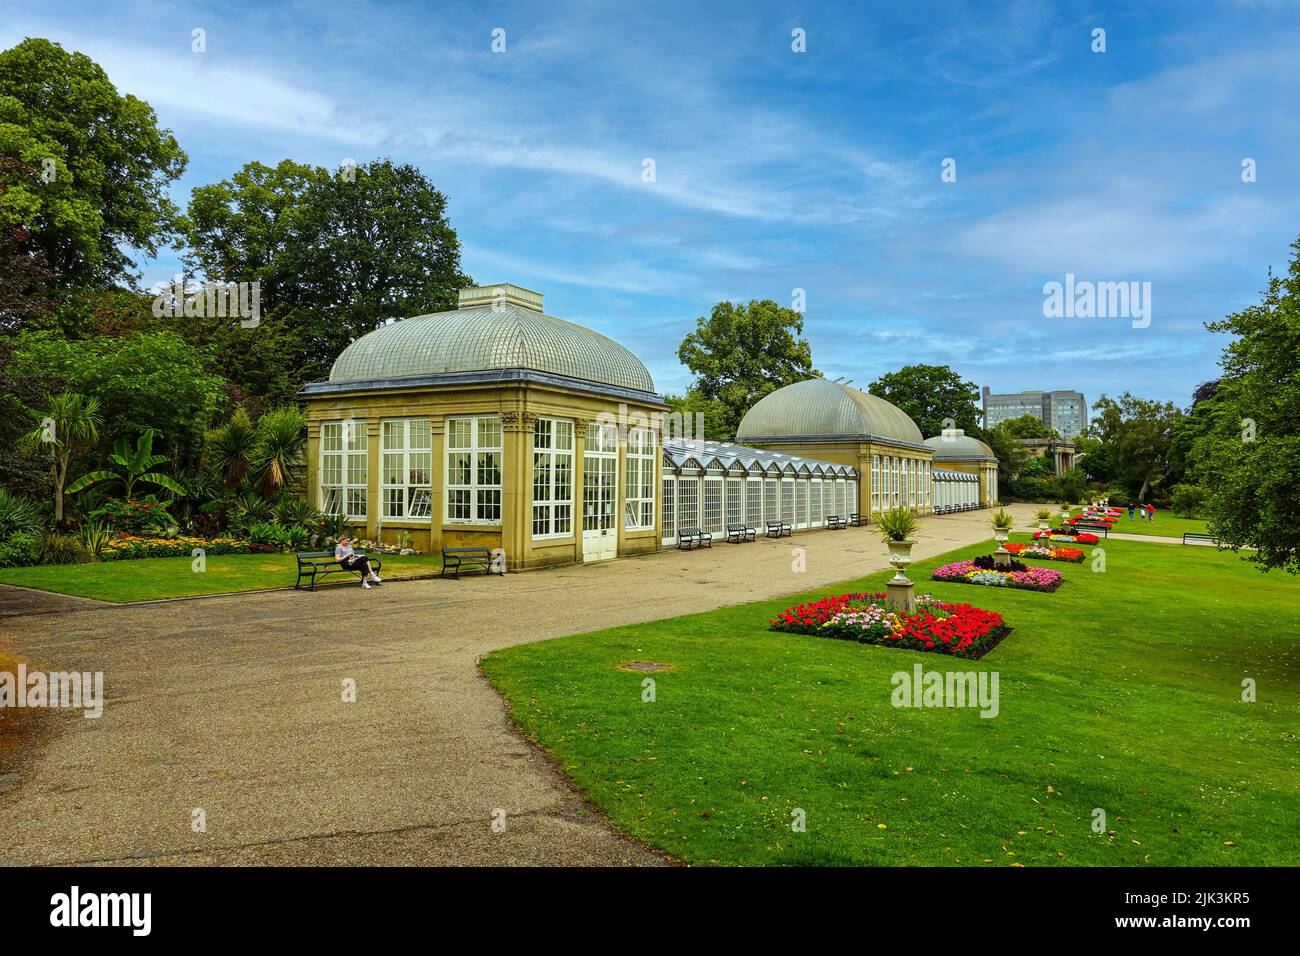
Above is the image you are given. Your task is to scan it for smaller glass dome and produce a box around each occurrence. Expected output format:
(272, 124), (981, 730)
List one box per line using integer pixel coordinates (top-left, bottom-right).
(736, 378), (924, 445)
(923, 429), (996, 461)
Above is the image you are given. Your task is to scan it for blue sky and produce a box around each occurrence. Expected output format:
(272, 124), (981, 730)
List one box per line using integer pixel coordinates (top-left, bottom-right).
(7, 0), (1300, 408)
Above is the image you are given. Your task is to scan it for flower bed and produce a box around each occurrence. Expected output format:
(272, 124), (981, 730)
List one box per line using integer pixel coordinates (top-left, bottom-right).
(1004, 542), (1085, 563)
(933, 559), (1064, 592)
(769, 592), (1011, 659)
(1033, 530), (1099, 545)
(101, 534), (254, 561)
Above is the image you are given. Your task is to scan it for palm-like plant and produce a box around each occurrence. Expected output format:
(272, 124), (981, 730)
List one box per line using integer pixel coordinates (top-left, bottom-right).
(273, 496), (321, 528)
(989, 508), (1016, 532)
(67, 429), (187, 500)
(19, 392), (102, 526)
(205, 407), (258, 491)
(252, 406), (307, 498)
(874, 507), (920, 543)
(0, 487), (45, 539)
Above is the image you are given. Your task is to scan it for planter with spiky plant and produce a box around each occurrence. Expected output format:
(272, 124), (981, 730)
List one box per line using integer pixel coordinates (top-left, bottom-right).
(875, 507), (920, 612)
(1035, 507), (1053, 531)
(989, 508), (1016, 565)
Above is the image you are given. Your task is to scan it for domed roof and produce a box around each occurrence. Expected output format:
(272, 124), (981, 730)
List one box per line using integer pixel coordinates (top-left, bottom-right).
(736, 379), (924, 446)
(326, 284), (655, 394)
(923, 429), (996, 461)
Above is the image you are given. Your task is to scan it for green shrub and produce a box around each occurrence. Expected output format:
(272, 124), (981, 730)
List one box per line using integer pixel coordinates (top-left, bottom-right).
(78, 521), (112, 560)
(246, 521), (293, 550)
(0, 533), (39, 568)
(0, 488), (45, 539)
(1170, 483), (1206, 518)
(315, 512), (350, 542)
(273, 496), (321, 530)
(35, 533), (91, 565)
(89, 496), (175, 534)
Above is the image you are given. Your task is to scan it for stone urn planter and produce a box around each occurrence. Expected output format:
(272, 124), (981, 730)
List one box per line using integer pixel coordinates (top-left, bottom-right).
(993, 529), (1013, 566)
(885, 538), (917, 613)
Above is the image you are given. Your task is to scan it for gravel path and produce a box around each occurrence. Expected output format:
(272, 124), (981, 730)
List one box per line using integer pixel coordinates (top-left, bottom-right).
(0, 507), (1028, 866)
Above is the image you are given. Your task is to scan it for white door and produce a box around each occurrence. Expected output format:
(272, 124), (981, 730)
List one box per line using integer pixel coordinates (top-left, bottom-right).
(583, 424), (618, 562)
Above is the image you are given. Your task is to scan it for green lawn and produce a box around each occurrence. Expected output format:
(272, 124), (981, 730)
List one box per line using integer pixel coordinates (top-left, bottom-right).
(1068, 507), (1210, 539)
(0, 552), (444, 603)
(482, 535), (1300, 866)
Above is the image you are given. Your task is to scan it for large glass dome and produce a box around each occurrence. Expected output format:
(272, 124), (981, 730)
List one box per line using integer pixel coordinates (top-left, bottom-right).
(327, 285), (656, 394)
(736, 378), (924, 445)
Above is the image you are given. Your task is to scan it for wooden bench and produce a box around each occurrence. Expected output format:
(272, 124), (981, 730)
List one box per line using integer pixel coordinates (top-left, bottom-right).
(1183, 532), (1218, 545)
(440, 547), (504, 579)
(848, 513), (863, 527)
(294, 550), (383, 591)
(678, 527), (712, 550)
(825, 514), (846, 530)
(726, 523), (756, 543)
(765, 520), (792, 538)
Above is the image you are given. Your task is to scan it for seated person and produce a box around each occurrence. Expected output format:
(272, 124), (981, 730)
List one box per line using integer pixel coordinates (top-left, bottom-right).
(335, 535), (382, 588)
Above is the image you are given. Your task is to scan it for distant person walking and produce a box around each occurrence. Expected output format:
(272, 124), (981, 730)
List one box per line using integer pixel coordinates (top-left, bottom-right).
(1128, 502), (1135, 521)
(1148, 503), (1156, 523)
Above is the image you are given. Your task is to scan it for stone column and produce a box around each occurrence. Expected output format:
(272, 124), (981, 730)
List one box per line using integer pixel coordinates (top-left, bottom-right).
(365, 419), (380, 543)
(573, 418), (591, 562)
(499, 410), (530, 571)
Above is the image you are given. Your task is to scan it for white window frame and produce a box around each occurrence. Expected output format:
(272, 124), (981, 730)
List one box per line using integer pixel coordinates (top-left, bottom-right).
(745, 476), (763, 526)
(445, 415), (503, 525)
(624, 425), (656, 530)
(380, 419), (432, 521)
(320, 420), (368, 519)
(532, 417), (574, 539)
(661, 475), (676, 544)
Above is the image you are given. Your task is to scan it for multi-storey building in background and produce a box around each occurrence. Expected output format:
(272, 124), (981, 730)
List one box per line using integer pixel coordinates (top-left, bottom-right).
(982, 387), (1088, 439)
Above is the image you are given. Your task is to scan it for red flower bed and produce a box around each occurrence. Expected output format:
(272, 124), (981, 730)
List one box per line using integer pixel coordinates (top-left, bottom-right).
(1004, 542), (1086, 563)
(769, 592), (1011, 660)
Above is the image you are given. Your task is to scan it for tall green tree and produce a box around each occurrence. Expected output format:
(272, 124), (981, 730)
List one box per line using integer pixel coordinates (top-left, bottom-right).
(1089, 393), (1182, 501)
(184, 158), (471, 387)
(676, 299), (816, 439)
(867, 364), (979, 438)
(1191, 237), (1300, 573)
(0, 38), (187, 287)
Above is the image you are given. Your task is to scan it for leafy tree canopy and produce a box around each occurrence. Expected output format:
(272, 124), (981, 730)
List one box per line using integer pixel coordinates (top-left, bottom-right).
(867, 364), (979, 438)
(10, 330), (225, 471)
(0, 38), (187, 287)
(1191, 236), (1300, 573)
(996, 413), (1061, 440)
(676, 299), (817, 439)
(1088, 392), (1183, 502)
(183, 158), (471, 385)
